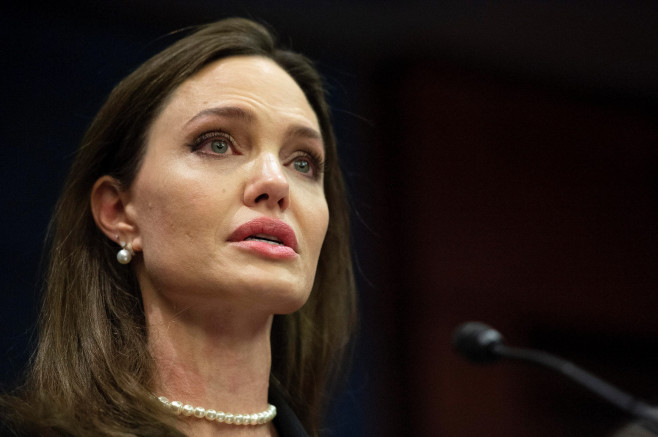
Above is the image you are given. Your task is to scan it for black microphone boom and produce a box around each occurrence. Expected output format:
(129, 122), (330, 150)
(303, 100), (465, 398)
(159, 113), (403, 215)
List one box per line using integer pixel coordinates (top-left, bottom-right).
(452, 321), (658, 434)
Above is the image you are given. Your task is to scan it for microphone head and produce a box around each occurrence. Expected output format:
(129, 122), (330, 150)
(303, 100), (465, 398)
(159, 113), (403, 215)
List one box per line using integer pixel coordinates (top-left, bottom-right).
(452, 321), (504, 364)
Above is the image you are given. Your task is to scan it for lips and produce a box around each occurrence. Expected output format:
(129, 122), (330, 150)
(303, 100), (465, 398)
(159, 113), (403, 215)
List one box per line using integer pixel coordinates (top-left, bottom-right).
(228, 217), (298, 253)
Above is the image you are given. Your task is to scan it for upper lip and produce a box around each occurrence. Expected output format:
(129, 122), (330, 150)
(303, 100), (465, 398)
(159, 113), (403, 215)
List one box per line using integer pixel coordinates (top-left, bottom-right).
(228, 217), (298, 252)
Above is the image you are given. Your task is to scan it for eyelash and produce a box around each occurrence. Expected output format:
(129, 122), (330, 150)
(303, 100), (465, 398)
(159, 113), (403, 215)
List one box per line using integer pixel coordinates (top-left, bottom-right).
(189, 130), (326, 179)
(288, 149), (326, 180)
(189, 130), (237, 154)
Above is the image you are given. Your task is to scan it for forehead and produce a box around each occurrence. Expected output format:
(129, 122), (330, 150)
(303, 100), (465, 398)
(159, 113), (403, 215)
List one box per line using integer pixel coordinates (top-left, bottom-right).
(161, 55), (319, 129)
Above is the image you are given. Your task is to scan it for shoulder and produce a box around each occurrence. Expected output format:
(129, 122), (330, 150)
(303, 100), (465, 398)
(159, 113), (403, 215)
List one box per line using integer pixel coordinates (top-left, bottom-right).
(0, 419), (36, 437)
(0, 416), (56, 437)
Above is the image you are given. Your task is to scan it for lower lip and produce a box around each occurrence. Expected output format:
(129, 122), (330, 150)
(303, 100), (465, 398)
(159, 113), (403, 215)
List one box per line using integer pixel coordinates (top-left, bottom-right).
(231, 241), (297, 259)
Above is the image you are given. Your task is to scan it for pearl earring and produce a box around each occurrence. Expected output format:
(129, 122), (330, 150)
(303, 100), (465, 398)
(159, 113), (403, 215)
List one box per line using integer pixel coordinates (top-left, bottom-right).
(117, 241), (135, 264)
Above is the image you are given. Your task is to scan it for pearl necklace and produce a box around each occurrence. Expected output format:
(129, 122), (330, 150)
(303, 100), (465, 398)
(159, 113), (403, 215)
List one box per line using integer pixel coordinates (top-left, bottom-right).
(158, 396), (276, 426)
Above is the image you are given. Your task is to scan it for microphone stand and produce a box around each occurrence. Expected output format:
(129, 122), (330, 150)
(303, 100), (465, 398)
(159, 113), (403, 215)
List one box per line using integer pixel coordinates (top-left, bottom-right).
(493, 343), (658, 434)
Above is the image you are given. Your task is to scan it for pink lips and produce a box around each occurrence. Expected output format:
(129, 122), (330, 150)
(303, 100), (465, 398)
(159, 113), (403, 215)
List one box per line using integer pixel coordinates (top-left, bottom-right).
(228, 217), (298, 259)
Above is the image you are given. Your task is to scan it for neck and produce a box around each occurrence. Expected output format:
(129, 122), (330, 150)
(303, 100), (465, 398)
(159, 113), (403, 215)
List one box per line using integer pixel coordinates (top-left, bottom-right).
(144, 290), (276, 436)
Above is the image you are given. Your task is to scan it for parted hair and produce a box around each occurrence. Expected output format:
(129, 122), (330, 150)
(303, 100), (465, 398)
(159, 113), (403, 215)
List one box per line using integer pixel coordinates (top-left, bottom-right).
(2, 18), (356, 436)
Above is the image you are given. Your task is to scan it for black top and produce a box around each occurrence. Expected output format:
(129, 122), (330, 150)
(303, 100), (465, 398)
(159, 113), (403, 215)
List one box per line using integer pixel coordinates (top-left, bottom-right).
(269, 387), (310, 437)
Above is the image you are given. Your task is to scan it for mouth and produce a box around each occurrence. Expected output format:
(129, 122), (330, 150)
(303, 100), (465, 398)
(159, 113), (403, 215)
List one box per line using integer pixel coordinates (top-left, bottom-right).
(228, 217), (298, 253)
(244, 233), (284, 246)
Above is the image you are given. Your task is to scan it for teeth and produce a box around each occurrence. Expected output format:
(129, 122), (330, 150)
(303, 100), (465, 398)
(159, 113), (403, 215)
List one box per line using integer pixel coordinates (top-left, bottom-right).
(245, 234), (283, 245)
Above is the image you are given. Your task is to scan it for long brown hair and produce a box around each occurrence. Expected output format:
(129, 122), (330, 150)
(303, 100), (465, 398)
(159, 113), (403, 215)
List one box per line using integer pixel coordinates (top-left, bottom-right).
(3, 18), (356, 436)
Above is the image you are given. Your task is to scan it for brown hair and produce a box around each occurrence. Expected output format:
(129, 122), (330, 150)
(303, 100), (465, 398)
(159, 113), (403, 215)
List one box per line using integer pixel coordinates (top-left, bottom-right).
(3, 18), (356, 436)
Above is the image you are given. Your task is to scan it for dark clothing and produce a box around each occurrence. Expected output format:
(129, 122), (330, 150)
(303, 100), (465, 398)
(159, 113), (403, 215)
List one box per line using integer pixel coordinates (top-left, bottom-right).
(270, 387), (310, 437)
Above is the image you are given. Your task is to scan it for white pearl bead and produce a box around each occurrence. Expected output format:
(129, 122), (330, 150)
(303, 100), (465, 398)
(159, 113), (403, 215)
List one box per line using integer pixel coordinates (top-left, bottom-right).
(116, 248), (132, 264)
(156, 396), (275, 426)
(182, 404), (194, 416)
(170, 401), (183, 415)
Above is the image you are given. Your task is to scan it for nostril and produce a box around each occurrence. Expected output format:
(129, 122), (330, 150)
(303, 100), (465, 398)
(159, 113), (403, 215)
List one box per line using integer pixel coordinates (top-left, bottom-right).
(255, 193), (269, 203)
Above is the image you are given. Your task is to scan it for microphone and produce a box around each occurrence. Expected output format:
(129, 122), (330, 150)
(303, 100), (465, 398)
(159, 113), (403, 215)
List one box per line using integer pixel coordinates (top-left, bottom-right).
(452, 321), (658, 434)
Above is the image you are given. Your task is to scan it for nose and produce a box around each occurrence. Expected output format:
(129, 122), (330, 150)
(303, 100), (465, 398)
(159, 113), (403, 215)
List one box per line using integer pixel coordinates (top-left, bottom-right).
(243, 153), (290, 211)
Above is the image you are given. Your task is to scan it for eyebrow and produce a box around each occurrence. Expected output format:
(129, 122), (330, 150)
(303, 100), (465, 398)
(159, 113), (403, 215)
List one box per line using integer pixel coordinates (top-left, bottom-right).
(285, 125), (323, 145)
(185, 106), (255, 127)
(186, 105), (323, 146)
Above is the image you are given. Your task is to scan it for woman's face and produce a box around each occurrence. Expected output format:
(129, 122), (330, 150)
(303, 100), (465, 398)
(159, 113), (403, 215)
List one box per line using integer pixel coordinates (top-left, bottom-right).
(126, 56), (329, 315)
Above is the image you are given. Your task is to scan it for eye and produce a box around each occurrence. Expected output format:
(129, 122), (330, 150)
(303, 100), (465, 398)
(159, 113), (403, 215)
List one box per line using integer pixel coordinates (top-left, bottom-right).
(210, 139), (229, 154)
(293, 158), (311, 174)
(190, 130), (237, 156)
(288, 149), (325, 180)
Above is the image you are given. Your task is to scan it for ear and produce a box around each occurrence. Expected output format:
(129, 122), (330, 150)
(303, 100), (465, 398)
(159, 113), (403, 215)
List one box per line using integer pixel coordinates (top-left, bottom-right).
(91, 176), (141, 251)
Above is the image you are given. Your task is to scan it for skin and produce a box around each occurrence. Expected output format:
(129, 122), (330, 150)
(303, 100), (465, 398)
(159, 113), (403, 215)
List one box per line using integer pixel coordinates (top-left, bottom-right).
(92, 56), (329, 436)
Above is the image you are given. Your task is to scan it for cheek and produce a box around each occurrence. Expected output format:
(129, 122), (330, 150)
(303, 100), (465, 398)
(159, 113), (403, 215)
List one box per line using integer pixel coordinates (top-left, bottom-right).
(306, 198), (330, 257)
(131, 170), (228, 257)
(299, 200), (328, 303)
(132, 177), (233, 292)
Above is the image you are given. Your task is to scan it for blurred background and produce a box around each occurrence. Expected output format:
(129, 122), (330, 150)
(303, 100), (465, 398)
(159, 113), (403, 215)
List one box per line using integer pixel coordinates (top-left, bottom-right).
(2, 1), (657, 436)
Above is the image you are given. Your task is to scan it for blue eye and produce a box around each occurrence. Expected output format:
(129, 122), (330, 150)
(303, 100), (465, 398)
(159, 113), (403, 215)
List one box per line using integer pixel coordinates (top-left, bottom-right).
(288, 150), (325, 180)
(190, 130), (237, 156)
(293, 159), (310, 173)
(210, 139), (229, 154)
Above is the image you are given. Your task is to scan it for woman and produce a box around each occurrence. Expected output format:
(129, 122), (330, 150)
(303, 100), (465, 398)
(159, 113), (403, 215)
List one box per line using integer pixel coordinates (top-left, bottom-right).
(2, 18), (356, 437)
